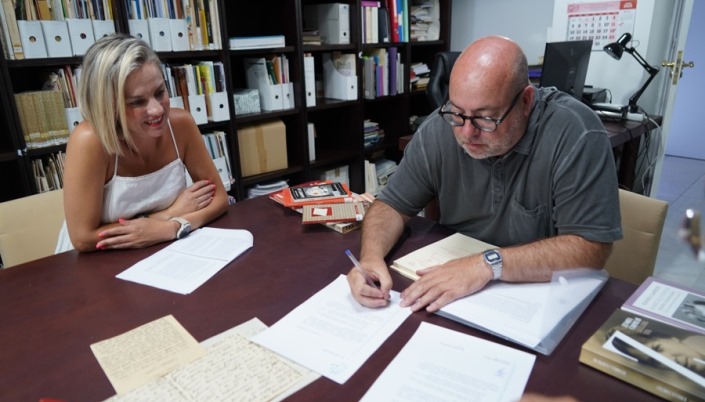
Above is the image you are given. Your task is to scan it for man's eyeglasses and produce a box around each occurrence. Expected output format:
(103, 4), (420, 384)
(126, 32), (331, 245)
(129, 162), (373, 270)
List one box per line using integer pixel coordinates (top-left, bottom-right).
(439, 88), (525, 132)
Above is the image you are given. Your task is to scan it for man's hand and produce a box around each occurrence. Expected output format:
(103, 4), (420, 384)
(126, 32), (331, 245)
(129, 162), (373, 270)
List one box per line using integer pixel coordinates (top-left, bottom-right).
(400, 254), (492, 312)
(347, 257), (392, 308)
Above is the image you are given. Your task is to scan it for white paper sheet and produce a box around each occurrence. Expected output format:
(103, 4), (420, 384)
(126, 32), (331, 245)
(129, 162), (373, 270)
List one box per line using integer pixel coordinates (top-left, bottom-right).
(251, 275), (412, 384)
(117, 228), (253, 294)
(361, 322), (535, 402)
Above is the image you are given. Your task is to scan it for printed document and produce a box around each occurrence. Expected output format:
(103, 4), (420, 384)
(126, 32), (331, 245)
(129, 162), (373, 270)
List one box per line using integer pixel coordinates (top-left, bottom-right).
(117, 228), (253, 294)
(251, 274), (412, 384)
(361, 322), (535, 402)
(104, 318), (320, 401)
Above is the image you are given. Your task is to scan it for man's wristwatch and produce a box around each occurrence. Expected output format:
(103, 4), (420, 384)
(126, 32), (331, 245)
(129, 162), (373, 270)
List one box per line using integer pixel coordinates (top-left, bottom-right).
(169, 217), (192, 239)
(482, 249), (503, 280)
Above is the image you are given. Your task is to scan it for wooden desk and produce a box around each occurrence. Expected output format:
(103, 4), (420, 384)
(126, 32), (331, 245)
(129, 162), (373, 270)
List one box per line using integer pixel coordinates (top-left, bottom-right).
(399, 115), (662, 194)
(0, 196), (660, 401)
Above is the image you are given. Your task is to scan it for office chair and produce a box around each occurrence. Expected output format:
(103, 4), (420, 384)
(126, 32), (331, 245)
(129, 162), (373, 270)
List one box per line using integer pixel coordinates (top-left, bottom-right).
(604, 189), (668, 284)
(426, 51), (461, 109)
(0, 190), (65, 268)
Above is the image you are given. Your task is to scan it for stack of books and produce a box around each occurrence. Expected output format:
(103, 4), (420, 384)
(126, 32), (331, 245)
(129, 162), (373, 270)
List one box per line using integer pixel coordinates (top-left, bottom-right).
(410, 62), (430, 91)
(409, 0), (440, 41)
(302, 29), (321, 45)
(268, 180), (374, 233)
(363, 119), (385, 150)
(580, 277), (705, 401)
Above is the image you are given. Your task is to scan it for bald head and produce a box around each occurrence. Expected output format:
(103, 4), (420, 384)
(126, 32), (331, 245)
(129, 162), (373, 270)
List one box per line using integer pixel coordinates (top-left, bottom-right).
(449, 36), (529, 107)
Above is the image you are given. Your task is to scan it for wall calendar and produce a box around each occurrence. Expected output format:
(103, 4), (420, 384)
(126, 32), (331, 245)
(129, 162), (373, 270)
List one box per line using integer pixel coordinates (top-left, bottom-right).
(566, 1), (637, 49)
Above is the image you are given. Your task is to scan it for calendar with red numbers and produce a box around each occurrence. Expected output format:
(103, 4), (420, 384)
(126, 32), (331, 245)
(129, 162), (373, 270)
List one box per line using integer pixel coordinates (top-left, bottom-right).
(566, 1), (637, 49)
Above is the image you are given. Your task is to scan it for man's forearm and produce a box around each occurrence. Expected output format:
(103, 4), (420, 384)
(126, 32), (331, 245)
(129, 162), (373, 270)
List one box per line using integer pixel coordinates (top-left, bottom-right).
(500, 235), (612, 282)
(360, 201), (408, 262)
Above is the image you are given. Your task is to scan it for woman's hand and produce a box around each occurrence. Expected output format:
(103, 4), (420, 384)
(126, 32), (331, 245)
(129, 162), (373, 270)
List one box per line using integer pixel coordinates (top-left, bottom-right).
(166, 180), (215, 217)
(95, 218), (177, 250)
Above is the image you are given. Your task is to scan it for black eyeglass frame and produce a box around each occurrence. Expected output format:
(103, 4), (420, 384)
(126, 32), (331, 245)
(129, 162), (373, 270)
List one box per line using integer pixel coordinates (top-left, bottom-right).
(439, 87), (525, 132)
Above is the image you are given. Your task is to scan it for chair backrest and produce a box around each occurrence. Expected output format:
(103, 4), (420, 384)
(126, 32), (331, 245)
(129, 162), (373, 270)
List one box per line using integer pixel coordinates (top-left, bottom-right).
(426, 51), (461, 109)
(604, 189), (668, 284)
(0, 190), (65, 268)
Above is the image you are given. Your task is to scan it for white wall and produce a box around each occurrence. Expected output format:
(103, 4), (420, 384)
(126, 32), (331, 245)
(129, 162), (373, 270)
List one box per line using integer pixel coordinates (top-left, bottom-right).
(451, 0), (675, 115)
(450, 0), (554, 65)
(551, 0), (674, 115)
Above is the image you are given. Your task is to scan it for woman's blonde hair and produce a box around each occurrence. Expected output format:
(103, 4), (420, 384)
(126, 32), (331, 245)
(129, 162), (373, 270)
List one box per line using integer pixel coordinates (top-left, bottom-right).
(78, 33), (162, 155)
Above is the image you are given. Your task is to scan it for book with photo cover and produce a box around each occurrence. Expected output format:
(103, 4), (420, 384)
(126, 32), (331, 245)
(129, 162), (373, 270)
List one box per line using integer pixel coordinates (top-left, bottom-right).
(580, 309), (705, 402)
(289, 181), (351, 203)
(622, 276), (705, 335)
(270, 180), (353, 208)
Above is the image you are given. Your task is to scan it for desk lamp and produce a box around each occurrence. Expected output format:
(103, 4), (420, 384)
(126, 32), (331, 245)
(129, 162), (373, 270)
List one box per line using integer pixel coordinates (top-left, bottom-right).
(594, 33), (659, 120)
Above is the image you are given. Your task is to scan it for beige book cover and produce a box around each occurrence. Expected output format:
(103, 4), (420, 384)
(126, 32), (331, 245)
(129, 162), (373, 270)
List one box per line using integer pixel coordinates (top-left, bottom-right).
(390, 233), (495, 280)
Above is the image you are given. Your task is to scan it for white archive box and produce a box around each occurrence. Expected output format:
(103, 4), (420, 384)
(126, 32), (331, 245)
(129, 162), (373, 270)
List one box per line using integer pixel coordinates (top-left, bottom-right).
(65, 107), (82, 133)
(169, 19), (190, 51)
(128, 19), (150, 45)
(147, 18), (172, 51)
(66, 18), (95, 56)
(322, 53), (357, 100)
(17, 20), (48, 59)
(91, 19), (116, 40)
(208, 92), (230, 122)
(244, 58), (284, 111)
(40, 21), (72, 58)
(188, 94), (208, 125)
(304, 54), (316, 107)
(169, 96), (185, 109)
(282, 82), (294, 109)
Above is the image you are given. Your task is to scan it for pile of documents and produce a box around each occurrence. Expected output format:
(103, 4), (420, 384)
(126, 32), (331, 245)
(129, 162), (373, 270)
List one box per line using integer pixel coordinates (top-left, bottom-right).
(95, 276), (537, 401)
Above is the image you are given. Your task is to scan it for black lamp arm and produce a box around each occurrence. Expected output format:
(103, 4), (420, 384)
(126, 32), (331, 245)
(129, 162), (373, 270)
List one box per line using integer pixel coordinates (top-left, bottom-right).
(624, 47), (660, 113)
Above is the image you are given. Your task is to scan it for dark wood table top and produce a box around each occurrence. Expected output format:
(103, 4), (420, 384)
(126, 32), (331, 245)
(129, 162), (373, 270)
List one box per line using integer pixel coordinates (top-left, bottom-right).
(0, 196), (660, 402)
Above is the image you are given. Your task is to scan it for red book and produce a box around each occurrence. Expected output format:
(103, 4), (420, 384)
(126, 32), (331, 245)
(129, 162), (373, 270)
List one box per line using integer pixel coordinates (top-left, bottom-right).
(269, 180), (353, 208)
(387, 0), (399, 43)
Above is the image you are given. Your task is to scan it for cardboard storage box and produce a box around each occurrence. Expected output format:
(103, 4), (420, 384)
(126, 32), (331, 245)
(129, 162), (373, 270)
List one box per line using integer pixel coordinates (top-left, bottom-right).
(237, 119), (288, 176)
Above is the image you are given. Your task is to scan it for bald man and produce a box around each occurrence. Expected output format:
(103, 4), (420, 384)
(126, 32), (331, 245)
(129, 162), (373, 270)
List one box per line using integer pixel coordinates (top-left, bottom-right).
(348, 36), (622, 311)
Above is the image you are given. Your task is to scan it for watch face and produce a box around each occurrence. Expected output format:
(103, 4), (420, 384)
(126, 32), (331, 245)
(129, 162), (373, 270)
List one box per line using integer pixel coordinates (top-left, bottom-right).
(485, 250), (501, 263)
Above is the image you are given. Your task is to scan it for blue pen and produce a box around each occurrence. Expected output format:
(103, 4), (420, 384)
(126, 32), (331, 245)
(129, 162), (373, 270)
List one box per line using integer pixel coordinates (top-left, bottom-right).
(345, 249), (380, 289)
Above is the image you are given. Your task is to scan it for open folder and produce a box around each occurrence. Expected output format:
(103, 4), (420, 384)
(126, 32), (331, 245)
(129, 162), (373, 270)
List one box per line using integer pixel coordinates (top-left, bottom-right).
(391, 232), (608, 355)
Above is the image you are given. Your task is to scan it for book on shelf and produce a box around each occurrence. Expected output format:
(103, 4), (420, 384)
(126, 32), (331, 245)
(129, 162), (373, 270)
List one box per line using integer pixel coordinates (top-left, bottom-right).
(622, 276), (705, 335)
(390, 232), (608, 355)
(579, 308), (705, 401)
(229, 35), (285, 50)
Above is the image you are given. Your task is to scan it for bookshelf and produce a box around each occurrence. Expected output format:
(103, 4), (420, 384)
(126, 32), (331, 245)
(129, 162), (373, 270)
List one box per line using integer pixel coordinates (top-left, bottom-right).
(0, 0), (451, 202)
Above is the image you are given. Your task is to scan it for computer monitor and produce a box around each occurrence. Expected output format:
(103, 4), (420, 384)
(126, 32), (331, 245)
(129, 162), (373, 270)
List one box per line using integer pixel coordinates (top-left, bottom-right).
(539, 40), (592, 100)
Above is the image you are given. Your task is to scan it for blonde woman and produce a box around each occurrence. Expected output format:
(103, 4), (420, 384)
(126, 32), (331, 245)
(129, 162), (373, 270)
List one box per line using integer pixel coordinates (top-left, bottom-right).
(56, 34), (227, 252)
